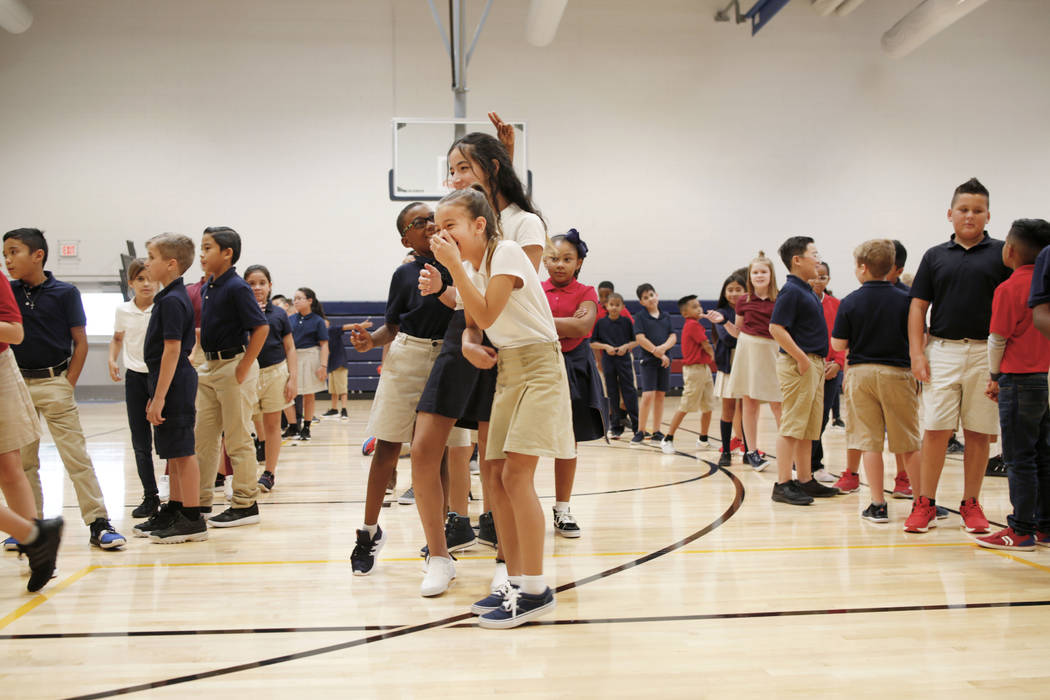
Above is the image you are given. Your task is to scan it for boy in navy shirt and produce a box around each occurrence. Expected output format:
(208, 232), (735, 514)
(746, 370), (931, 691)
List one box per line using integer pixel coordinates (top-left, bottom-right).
(832, 240), (921, 525)
(976, 219), (1050, 550)
(632, 283), (675, 446)
(194, 227), (269, 527)
(591, 292), (638, 439)
(2, 228), (126, 550)
(768, 236), (840, 505)
(134, 233), (206, 543)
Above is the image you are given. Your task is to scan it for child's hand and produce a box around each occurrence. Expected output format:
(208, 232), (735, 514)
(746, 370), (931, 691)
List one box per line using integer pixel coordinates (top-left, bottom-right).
(284, 377), (297, 403)
(704, 310), (725, 325)
(235, 359), (252, 385)
(463, 342), (498, 370)
(616, 345), (628, 356)
(605, 346), (616, 356)
(429, 231), (461, 269)
(660, 355), (670, 368)
(418, 264), (444, 296)
(985, 379), (999, 402)
(796, 355), (811, 375)
(488, 112), (515, 157)
(572, 306), (587, 319)
(911, 354), (930, 383)
(349, 327), (374, 353)
(824, 362), (840, 380)
(316, 366), (327, 382)
(146, 397), (165, 426)
(107, 360), (121, 382)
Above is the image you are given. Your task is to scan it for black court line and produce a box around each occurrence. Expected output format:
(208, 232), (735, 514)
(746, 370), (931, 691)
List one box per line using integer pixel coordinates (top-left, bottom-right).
(0, 624), (402, 641)
(65, 457), (742, 699)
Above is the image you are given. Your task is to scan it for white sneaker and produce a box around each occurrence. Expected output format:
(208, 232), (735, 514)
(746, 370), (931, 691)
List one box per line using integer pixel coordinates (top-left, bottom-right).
(223, 475), (233, 501)
(158, 475), (170, 501)
(490, 560), (509, 593)
(421, 556), (455, 597)
(813, 468), (835, 484)
(660, 438), (675, 455)
(695, 438), (712, 449)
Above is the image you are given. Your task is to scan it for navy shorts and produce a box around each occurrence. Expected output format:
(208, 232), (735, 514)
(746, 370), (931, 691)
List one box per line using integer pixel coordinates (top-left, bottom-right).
(639, 361), (670, 393)
(149, 364), (197, 459)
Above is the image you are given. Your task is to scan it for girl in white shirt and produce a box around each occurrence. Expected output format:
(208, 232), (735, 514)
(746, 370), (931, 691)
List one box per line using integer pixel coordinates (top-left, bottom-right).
(428, 186), (573, 629)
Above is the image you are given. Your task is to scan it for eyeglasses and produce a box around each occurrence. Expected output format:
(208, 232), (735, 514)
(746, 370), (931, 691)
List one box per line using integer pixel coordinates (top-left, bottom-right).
(401, 214), (435, 234)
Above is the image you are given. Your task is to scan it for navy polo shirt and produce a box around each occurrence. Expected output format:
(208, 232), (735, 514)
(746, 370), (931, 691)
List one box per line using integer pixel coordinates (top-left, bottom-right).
(257, 302), (292, 368)
(9, 272), (87, 370)
(327, 324), (347, 370)
(832, 281), (911, 368)
(291, 313), (327, 349)
(713, 306), (737, 374)
(593, 315), (635, 349)
(633, 309), (673, 363)
(144, 277), (195, 374)
(910, 232), (1010, 340)
(1028, 246), (1050, 308)
(200, 267), (266, 352)
(893, 280), (910, 293)
(769, 274), (828, 357)
(386, 255), (454, 340)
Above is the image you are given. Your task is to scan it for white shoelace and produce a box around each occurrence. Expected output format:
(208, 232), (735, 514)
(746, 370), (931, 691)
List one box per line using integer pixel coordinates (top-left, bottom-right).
(500, 585), (521, 617)
(556, 510), (577, 526)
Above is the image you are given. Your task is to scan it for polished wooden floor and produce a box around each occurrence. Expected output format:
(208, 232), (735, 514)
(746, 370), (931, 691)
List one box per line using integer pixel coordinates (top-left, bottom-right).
(2, 399), (1048, 699)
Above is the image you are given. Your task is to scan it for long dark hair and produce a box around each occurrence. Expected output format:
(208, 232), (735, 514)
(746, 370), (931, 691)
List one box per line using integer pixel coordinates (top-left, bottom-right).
(717, 268), (748, 310)
(447, 132), (545, 232)
(297, 286), (326, 320)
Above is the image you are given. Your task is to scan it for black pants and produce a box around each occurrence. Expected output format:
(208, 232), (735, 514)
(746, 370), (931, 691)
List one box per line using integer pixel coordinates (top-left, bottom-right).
(602, 354), (639, 433)
(125, 369), (157, 496)
(811, 372), (844, 468)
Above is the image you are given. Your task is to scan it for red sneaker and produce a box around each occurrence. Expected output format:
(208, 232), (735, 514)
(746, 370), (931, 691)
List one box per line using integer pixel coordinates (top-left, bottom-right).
(892, 472), (913, 499)
(833, 471), (860, 493)
(1036, 531), (1050, 548)
(976, 527), (1035, 551)
(960, 498), (990, 534)
(729, 437), (745, 455)
(904, 496), (937, 533)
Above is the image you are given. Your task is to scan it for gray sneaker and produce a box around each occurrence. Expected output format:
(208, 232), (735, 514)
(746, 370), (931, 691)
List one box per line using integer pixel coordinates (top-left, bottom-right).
(397, 486), (415, 505)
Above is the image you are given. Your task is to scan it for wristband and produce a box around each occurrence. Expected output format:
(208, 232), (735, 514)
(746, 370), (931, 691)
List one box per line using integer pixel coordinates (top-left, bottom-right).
(990, 372), (1001, 382)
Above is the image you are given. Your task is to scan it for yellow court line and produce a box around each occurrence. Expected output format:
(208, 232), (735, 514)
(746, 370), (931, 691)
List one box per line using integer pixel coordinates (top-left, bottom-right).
(0, 565), (99, 632)
(985, 549), (1050, 575)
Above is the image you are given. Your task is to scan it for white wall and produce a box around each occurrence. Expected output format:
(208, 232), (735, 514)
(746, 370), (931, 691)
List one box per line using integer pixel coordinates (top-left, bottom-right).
(1, 0), (1048, 305)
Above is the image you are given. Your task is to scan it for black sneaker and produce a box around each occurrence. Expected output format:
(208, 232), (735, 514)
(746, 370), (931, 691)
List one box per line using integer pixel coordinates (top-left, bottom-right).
(745, 450), (768, 472)
(985, 454), (1007, 477)
(936, 505), (950, 520)
(255, 438), (266, 463)
(446, 512), (477, 552)
(608, 427), (624, 440)
(629, 431), (649, 447)
(150, 512), (208, 544)
(650, 431), (666, 442)
(214, 473), (225, 489)
(553, 507), (581, 538)
(89, 518), (126, 550)
(831, 418), (846, 429)
(351, 526), (387, 576)
(772, 480), (814, 506)
(861, 502), (889, 523)
(298, 424), (311, 441)
(322, 409), (338, 418)
(24, 517), (63, 592)
(946, 435), (965, 454)
(340, 408), (348, 421)
(718, 450), (732, 467)
(282, 423), (300, 439)
(134, 501), (178, 537)
(258, 471), (275, 492)
(797, 478), (841, 498)
(131, 494), (161, 519)
(208, 503), (260, 528)
(478, 511), (498, 548)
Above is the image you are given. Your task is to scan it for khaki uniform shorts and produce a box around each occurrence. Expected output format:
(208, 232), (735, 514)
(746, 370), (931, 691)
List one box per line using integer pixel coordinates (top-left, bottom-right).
(680, 364), (716, 413)
(844, 364), (921, 453)
(327, 366), (348, 396)
(776, 353), (824, 440)
(487, 342), (575, 461)
(255, 360), (293, 417)
(0, 349), (41, 454)
(366, 333), (443, 444)
(923, 338), (998, 435)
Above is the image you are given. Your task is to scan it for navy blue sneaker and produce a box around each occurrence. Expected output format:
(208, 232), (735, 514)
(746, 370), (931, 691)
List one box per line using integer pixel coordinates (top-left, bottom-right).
(3, 535), (20, 551)
(629, 432), (649, 447)
(351, 526), (386, 576)
(650, 431), (666, 443)
(478, 586), (556, 629)
(89, 518), (126, 550)
(471, 581), (515, 615)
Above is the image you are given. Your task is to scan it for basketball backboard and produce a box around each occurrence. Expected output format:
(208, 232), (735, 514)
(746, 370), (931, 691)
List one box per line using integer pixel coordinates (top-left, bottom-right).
(389, 118), (530, 201)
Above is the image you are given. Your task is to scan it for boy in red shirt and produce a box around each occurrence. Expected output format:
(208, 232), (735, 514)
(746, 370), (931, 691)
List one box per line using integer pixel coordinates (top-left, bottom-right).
(663, 295), (716, 453)
(977, 218), (1050, 550)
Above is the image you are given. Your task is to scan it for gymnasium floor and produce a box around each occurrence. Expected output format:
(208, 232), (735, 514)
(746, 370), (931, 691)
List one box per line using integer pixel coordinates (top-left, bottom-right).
(2, 399), (1047, 699)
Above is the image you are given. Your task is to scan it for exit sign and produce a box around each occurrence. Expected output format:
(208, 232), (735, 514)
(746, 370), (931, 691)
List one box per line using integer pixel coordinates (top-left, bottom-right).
(59, 241), (79, 258)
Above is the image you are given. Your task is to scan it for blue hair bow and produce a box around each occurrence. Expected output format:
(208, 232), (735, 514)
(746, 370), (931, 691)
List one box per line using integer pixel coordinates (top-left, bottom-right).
(564, 228), (588, 258)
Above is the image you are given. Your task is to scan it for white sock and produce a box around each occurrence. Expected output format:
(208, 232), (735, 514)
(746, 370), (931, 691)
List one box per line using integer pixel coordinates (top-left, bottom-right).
(509, 575), (523, 588)
(363, 523), (378, 537)
(520, 574), (546, 595)
(554, 501), (570, 513)
(22, 523), (40, 545)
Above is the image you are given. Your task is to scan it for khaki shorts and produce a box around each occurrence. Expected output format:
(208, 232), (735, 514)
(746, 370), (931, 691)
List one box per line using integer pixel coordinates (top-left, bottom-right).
(844, 364), (920, 453)
(255, 360), (293, 417)
(0, 349), (41, 454)
(366, 333), (443, 443)
(680, 364), (716, 413)
(487, 342), (575, 461)
(328, 366), (348, 396)
(923, 338), (998, 435)
(776, 353), (824, 440)
(447, 426), (473, 448)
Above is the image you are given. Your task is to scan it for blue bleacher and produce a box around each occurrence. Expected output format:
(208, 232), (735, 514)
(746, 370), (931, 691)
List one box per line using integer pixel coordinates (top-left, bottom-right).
(325, 298), (720, 396)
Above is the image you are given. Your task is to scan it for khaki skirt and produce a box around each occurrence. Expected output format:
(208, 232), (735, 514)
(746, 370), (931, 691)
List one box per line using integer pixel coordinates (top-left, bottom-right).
(297, 346), (325, 395)
(486, 342), (575, 461)
(0, 348), (41, 454)
(724, 333), (782, 403)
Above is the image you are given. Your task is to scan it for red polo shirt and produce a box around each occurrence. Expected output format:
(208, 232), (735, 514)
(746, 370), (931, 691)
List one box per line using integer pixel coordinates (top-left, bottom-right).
(991, 265), (1050, 373)
(681, 317), (714, 366)
(820, 293), (846, 368)
(543, 278), (599, 353)
(0, 281), (22, 353)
